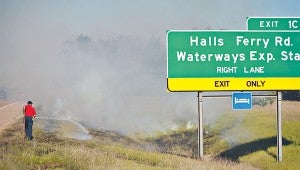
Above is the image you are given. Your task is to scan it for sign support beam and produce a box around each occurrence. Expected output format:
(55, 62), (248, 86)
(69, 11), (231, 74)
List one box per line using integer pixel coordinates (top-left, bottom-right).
(277, 91), (282, 162)
(197, 92), (204, 158)
(195, 92), (280, 161)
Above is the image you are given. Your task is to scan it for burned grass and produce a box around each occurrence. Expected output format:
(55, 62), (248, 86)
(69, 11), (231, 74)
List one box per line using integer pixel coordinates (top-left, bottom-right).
(0, 117), (256, 169)
(146, 127), (225, 158)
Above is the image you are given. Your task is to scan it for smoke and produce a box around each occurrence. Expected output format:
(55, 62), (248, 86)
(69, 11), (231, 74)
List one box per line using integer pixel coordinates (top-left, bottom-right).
(35, 116), (91, 140)
(1, 30), (198, 133)
(1, 0), (289, 134)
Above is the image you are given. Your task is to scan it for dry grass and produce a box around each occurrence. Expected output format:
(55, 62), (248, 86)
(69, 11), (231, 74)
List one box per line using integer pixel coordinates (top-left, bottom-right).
(253, 101), (300, 121)
(3, 100), (297, 169)
(0, 118), (256, 169)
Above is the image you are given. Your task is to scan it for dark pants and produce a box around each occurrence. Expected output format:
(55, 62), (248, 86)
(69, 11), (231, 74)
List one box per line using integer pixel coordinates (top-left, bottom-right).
(25, 116), (33, 140)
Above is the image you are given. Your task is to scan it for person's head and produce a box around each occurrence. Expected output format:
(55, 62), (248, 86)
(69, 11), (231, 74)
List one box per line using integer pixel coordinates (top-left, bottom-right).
(27, 101), (33, 105)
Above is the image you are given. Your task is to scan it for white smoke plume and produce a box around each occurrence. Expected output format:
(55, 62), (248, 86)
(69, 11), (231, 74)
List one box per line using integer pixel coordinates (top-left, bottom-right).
(1, 0), (294, 133)
(1, 30), (197, 133)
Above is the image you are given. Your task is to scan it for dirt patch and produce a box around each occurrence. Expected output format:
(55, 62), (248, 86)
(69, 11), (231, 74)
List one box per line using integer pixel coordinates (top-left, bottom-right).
(0, 101), (11, 108)
(0, 102), (24, 133)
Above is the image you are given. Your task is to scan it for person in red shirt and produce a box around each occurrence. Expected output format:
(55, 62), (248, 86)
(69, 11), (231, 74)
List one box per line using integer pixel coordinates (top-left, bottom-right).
(23, 101), (36, 140)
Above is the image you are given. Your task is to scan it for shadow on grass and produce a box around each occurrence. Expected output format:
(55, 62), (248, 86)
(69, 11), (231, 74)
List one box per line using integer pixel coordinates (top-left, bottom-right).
(218, 136), (293, 161)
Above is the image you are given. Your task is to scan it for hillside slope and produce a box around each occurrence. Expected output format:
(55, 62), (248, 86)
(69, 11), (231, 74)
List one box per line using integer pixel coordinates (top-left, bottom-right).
(147, 101), (300, 170)
(0, 118), (255, 169)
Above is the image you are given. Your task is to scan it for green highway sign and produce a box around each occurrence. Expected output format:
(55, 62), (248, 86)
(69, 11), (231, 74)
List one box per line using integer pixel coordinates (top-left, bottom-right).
(167, 30), (300, 91)
(247, 17), (300, 30)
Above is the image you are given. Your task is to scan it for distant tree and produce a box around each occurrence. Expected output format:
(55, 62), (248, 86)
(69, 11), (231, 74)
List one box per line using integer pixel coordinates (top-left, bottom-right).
(282, 91), (300, 101)
(253, 98), (274, 107)
(0, 89), (7, 100)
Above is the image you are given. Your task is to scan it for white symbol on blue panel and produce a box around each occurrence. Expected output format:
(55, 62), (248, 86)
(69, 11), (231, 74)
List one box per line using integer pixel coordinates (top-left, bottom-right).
(234, 97), (250, 104)
(232, 92), (252, 110)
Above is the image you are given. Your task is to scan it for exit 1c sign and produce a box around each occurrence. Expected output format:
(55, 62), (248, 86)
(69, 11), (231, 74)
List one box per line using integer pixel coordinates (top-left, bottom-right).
(247, 17), (300, 30)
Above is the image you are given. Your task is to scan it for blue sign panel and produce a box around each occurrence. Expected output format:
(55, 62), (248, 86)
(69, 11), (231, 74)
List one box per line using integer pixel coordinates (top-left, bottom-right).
(232, 92), (252, 110)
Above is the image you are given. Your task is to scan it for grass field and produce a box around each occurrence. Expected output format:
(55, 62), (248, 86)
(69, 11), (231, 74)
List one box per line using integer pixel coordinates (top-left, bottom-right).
(0, 101), (298, 169)
(236, 101), (300, 170)
(0, 118), (254, 169)
(146, 101), (300, 170)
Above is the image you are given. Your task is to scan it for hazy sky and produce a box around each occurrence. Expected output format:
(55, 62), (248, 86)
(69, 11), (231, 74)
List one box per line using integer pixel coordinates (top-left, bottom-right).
(2, 0), (299, 36)
(1, 0), (299, 133)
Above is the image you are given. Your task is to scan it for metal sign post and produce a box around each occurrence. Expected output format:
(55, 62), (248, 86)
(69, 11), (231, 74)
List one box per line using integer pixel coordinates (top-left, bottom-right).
(277, 91), (282, 162)
(197, 92), (204, 158)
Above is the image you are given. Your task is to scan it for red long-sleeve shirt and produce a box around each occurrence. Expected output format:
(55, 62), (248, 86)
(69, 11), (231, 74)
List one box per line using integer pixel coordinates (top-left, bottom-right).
(24, 104), (36, 117)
